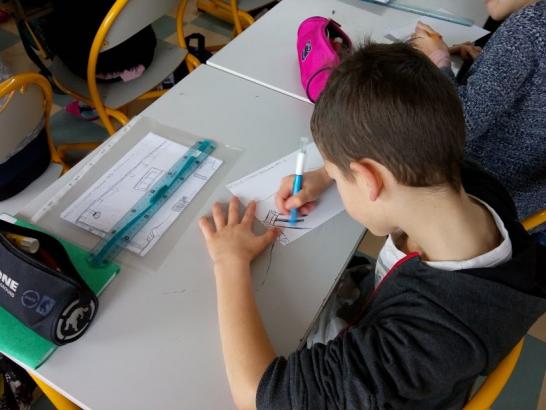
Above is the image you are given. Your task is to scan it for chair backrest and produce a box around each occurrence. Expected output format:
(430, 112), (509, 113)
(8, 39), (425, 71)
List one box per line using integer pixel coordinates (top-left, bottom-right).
(463, 338), (524, 410)
(101, 0), (179, 51)
(75, 0), (189, 136)
(464, 208), (545, 409)
(0, 74), (47, 160)
(522, 209), (546, 232)
(0, 73), (63, 167)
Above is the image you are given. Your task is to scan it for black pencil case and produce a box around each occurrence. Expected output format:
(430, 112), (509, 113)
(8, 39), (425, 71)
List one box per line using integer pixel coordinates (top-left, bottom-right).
(0, 220), (98, 345)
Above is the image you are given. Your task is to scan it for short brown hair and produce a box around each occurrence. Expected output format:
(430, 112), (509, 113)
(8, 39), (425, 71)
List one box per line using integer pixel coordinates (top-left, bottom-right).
(311, 42), (465, 189)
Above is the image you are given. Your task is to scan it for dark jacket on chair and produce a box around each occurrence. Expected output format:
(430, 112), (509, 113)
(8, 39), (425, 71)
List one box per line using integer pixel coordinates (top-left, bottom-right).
(50, 0), (156, 80)
(257, 162), (546, 410)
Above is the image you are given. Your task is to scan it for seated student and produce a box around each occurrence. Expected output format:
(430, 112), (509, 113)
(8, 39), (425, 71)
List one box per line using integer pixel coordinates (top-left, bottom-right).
(410, 0), (546, 235)
(198, 43), (546, 409)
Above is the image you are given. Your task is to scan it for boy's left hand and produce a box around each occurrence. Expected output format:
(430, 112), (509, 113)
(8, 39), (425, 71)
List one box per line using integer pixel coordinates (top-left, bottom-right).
(199, 196), (278, 268)
(410, 22), (450, 67)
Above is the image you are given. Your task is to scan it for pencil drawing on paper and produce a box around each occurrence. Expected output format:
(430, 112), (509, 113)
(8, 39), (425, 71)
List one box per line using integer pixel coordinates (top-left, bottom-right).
(227, 143), (344, 245)
(261, 209), (313, 245)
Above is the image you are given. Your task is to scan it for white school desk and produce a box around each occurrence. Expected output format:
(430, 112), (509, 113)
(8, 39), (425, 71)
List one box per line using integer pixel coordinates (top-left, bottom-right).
(207, 0), (489, 102)
(16, 65), (365, 410)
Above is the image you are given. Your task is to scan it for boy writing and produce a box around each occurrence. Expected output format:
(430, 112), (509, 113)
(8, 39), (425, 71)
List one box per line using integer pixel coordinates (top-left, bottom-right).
(199, 43), (545, 409)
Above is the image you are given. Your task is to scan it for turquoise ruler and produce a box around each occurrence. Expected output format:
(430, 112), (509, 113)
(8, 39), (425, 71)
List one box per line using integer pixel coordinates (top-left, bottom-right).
(361, 0), (474, 27)
(89, 139), (217, 266)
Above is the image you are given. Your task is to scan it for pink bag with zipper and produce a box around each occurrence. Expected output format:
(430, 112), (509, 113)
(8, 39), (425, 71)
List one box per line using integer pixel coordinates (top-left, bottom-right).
(297, 17), (352, 103)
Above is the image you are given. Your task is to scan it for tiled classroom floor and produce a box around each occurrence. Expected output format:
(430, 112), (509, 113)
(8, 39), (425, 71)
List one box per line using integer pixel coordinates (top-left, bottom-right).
(1, 1), (544, 408)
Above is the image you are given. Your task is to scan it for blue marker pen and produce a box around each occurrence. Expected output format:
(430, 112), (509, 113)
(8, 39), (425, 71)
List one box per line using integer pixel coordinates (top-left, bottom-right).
(289, 139), (308, 225)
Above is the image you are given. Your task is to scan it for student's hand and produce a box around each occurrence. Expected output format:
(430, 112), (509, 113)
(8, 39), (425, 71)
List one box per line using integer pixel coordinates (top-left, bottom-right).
(449, 42), (482, 61)
(410, 22), (450, 68)
(275, 167), (333, 215)
(199, 196), (278, 267)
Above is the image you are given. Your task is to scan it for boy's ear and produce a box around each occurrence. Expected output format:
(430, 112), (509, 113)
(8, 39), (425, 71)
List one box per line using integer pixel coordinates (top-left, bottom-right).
(349, 160), (384, 201)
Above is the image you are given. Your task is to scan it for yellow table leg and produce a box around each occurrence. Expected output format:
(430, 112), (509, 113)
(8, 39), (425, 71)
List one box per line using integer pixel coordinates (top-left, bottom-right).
(29, 373), (80, 410)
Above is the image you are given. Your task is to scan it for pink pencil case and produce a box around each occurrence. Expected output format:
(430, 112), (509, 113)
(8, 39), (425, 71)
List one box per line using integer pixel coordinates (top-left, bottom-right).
(297, 17), (352, 102)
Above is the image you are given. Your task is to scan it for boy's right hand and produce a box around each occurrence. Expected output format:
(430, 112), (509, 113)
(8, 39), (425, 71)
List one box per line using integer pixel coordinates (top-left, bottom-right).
(275, 167), (333, 215)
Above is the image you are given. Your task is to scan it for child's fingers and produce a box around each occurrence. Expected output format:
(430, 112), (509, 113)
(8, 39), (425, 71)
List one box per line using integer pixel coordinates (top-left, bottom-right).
(299, 202), (317, 216)
(241, 201), (257, 226)
(285, 195), (302, 210)
(416, 22), (443, 41)
(448, 45), (461, 54)
(469, 46), (482, 59)
(212, 202), (226, 229)
(275, 176), (294, 213)
(459, 44), (481, 60)
(407, 34), (424, 46)
(257, 228), (279, 251)
(414, 25), (427, 36)
(275, 191), (290, 214)
(415, 22), (429, 34)
(411, 30), (431, 45)
(198, 217), (214, 240)
(299, 205), (311, 216)
(227, 196), (240, 225)
(452, 42), (472, 49)
(285, 190), (315, 210)
(416, 21), (437, 35)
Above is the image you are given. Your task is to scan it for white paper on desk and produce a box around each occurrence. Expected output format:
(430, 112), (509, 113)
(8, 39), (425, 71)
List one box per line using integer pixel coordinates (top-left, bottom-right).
(61, 132), (222, 256)
(385, 12), (489, 46)
(227, 143), (344, 245)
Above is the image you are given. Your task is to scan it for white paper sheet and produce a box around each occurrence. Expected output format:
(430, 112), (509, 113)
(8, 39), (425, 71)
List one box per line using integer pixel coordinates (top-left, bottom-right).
(61, 132), (222, 256)
(227, 143), (344, 245)
(385, 12), (489, 45)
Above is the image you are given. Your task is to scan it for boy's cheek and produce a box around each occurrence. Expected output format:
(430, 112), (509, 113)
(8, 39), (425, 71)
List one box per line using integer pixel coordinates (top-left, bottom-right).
(337, 185), (374, 228)
(367, 223), (394, 238)
(335, 178), (392, 235)
(344, 202), (380, 233)
(337, 192), (363, 223)
(351, 205), (394, 237)
(356, 214), (388, 237)
(485, 0), (520, 21)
